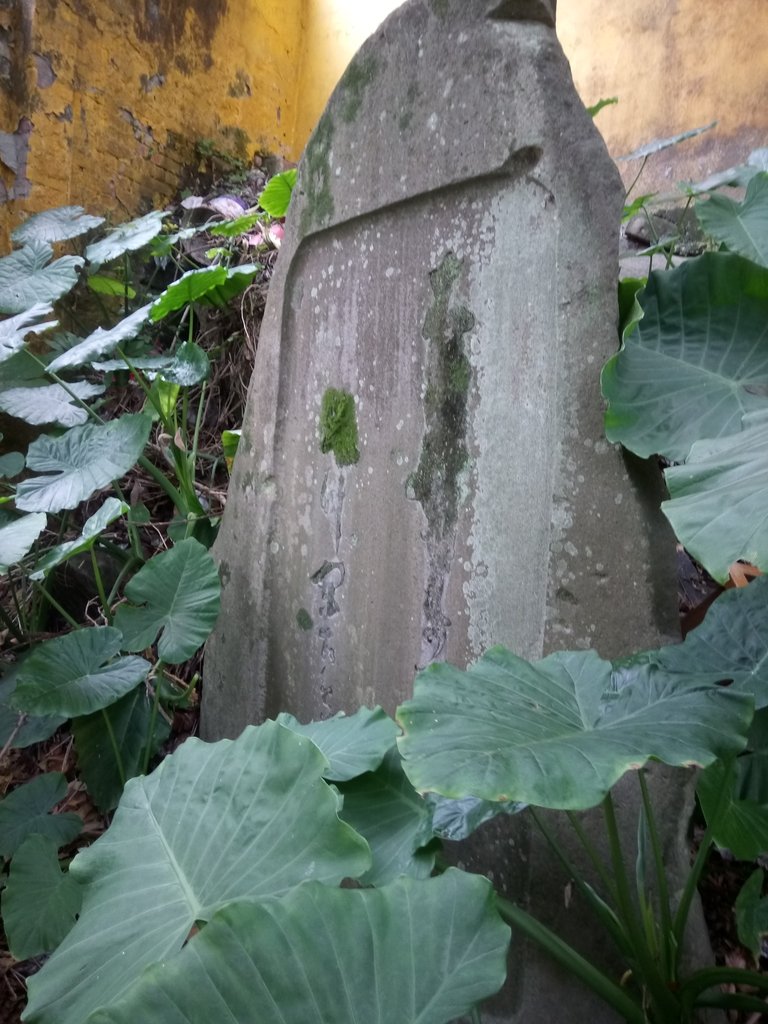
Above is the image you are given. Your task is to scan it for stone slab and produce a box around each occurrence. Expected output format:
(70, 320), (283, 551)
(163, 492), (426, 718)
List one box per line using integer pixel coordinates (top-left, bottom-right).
(204, 1), (686, 1019)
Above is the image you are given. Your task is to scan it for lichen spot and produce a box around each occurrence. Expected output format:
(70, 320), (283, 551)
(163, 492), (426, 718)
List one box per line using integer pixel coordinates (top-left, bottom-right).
(319, 388), (360, 467)
(296, 608), (313, 631)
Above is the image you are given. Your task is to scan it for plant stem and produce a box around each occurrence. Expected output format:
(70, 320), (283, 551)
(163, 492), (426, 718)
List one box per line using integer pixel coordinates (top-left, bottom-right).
(137, 454), (187, 511)
(142, 660), (166, 775)
(565, 809), (620, 903)
(672, 761), (733, 952)
(495, 896), (647, 1024)
(32, 580), (80, 629)
(0, 599), (24, 643)
(90, 546), (112, 624)
(529, 807), (631, 958)
(101, 706), (126, 787)
(602, 792), (680, 1019)
(111, 481), (144, 562)
(106, 554), (141, 607)
(638, 770), (675, 978)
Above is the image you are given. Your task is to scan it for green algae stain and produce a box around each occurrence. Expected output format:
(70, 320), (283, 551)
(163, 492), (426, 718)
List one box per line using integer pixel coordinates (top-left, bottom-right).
(339, 54), (379, 123)
(319, 388), (360, 467)
(300, 111), (335, 235)
(296, 607), (313, 631)
(409, 252), (475, 533)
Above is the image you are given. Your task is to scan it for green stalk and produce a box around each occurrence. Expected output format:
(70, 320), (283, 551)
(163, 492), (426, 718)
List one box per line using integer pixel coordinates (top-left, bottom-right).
(530, 807), (629, 955)
(602, 792), (680, 1020)
(106, 554), (141, 607)
(638, 770), (675, 978)
(625, 155), (649, 202)
(29, 352), (105, 426)
(141, 660), (166, 775)
(679, 964), (768, 1003)
(101, 706), (126, 787)
(672, 760), (733, 951)
(90, 546), (112, 624)
(495, 897), (646, 1024)
(111, 481), (144, 563)
(565, 809), (620, 904)
(137, 453), (187, 512)
(0, 599), (24, 643)
(32, 580), (80, 629)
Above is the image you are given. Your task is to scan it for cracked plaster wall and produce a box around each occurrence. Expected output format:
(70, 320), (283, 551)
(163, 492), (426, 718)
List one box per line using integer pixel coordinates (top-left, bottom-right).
(0, 0), (304, 246)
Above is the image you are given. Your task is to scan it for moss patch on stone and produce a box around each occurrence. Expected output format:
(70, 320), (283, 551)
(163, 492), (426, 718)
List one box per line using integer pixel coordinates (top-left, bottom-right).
(339, 55), (378, 123)
(300, 110), (335, 235)
(319, 388), (360, 467)
(409, 252), (474, 534)
(296, 607), (313, 630)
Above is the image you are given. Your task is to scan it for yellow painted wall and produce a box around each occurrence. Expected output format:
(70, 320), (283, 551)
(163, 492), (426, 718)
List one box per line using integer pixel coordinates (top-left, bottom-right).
(1, 0), (765, 250)
(296, 0), (768, 192)
(0, 0), (304, 246)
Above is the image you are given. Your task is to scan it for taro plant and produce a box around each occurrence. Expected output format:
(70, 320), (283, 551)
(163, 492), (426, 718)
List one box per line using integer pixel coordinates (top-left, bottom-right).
(9, 577), (768, 1024)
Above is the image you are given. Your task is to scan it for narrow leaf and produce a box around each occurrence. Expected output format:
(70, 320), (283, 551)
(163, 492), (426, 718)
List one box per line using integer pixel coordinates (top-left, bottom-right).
(617, 122), (716, 162)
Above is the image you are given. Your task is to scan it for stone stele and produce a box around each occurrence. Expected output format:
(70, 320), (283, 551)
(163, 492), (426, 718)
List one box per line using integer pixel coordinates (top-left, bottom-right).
(204, 1), (687, 1019)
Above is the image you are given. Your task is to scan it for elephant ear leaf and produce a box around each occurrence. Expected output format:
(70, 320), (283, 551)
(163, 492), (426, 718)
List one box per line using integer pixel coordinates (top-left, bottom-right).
(24, 722), (371, 1024)
(87, 870), (510, 1024)
(397, 646), (751, 811)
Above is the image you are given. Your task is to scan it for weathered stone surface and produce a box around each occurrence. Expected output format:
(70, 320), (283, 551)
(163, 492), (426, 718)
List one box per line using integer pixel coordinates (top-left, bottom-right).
(205, 1), (685, 1019)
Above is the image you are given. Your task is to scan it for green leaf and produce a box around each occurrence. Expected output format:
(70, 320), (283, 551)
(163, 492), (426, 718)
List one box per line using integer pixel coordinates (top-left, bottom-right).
(0, 303), (57, 362)
(617, 122), (717, 162)
(87, 274), (136, 299)
(696, 172), (768, 267)
(621, 194), (656, 222)
(338, 749), (437, 884)
(89, 870), (508, 1024)
(112, 538), (221, 663)
(15, 413), (152, 513)
(149, 266), (228, 322)
(13, 626), (150, 718)
(30, 497), (127, 580)
(0, 242), (83, 315)
(25, 722), (371, 1024)
(0, 380), (103, 427)
(0, 512), (47, 572)
(697, 758), (768, 859)
(639, 576), (768, 705)
(73, 684), (171, 812)
(663, 411), (768, 582)
(397, 647), (752, 810)
(587, 96), (618, 118)
(158, 341), (209, 385)
(425, 793), (526, 841)
(0, 664), (65, 749)
(222, 427), (240, 471)
(208, 211), (261, 237)
(85, 211), (165, 266)
(0, 451), (23, 478)
(602, 253), (768, 460)
(735, 869), (768, 959)
(1, 835), (82, 958)
(47, 303), (152, 372)
(12, 206), (104, 245)
(617, 276), (646, 338)
(91, 355), (172, 374)
(199, 263), (260, 308)
(258, 168), (297, 218)
(0, 773), (81, 859)
(275, 705), (399, 780)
